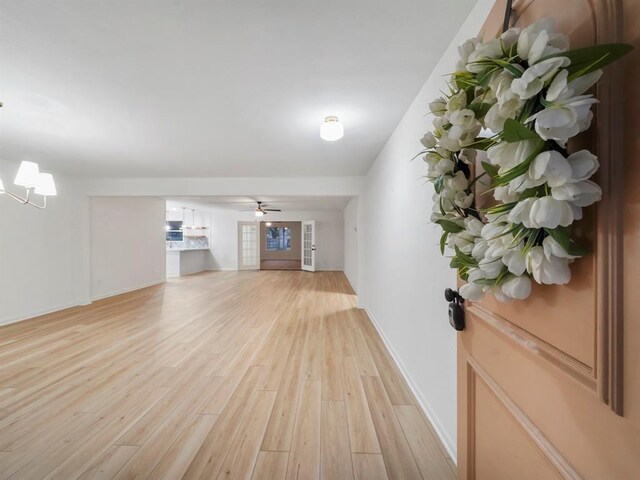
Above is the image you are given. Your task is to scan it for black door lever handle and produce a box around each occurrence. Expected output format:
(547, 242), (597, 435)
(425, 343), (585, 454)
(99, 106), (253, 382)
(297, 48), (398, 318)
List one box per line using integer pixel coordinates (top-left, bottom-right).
(444, 288), (465, 331)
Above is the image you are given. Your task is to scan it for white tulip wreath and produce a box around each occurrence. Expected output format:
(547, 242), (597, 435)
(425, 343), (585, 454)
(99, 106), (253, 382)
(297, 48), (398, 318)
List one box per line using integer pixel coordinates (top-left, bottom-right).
(421, 18), (631, 302)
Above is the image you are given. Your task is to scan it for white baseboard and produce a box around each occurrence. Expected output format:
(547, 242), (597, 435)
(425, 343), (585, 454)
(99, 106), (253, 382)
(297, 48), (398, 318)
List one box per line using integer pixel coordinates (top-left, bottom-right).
(360, 303), (457, 464)
(90, 279), (166, 302)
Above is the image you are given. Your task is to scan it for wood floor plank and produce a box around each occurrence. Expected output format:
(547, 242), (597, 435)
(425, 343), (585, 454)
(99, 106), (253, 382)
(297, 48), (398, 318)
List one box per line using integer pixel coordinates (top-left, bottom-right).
(340, 357), (381, 454)
(75, 445), (139, 480)
(361, 376), (422, 480)
(252, 451), (289, 480)
(183, 366), (264, 479)
(394, 405), (456, 480)
(285, 381), (321, 480)
(320, 401), (354, 480)
(261, 356), (304, 451)
(147, 414), (219, 480)
(352, 454), (389, 480)
(321, 355), (343, 402)
(0, 271), (453, 480)
(217, 390), (277, 479)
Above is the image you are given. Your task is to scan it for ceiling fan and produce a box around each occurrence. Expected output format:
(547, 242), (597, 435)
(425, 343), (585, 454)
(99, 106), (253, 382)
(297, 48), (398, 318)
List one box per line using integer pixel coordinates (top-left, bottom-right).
(241, 201), (282, 217)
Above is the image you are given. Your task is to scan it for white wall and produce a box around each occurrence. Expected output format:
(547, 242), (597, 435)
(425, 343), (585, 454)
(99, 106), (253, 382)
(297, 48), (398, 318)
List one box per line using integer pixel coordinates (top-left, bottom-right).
(0, 159), (90, 325)
(356, 0), (494, 461)
(343, 197), (358, 293)
(90, 196), (166, 300)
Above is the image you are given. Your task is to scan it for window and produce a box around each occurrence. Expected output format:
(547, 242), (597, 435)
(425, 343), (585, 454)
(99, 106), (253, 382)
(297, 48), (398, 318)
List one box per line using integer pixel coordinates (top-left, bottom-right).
(266, 226), (292, 251)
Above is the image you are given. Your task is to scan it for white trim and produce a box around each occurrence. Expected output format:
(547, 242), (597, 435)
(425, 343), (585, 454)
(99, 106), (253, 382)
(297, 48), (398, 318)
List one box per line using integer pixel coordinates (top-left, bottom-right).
(360, 303), (457, 463)
(91, 279), (166, 301)
(0, 299), (90, 327)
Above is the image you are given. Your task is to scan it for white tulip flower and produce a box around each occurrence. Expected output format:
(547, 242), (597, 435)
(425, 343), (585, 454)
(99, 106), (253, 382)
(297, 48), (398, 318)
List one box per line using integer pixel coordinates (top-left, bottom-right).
(507, 197), (536, 227)
(420, 132), (437, 149)
(494, 185), (519, 203)
(501, 275), (532, 300)
(529, 150), (572, 187)
(479, 256), (504, 279)
(445, 171), (469, 191)
(528, 94), (598, 145)
(454, 191), (473, 209)
(434, 158), (455, 175)
(547, 69), (603, 103)
(456, 38), (478, 72)
(459, 282), (485, 302)
(566, 150), (599, 182)
(526, 246), (571, 285)
(487, 139), (538, 170)
(500, 27), (522, 50)
(430, 97), (447, 117)
(502, 243), (527, 275)
(511, 57), (570, 100)
(438, 132), (462, 152)
(517, 18), (569, 64)
(464, 217), (484, 236)
(542, 236), (577, 261)
(472, 241), (489, 261)
(467, 38), (502, 73)
(459, 148), (477, 164)
(447, 90), (468, 114)
(551, 180), (602, 207)
(529, 196), (575, 228)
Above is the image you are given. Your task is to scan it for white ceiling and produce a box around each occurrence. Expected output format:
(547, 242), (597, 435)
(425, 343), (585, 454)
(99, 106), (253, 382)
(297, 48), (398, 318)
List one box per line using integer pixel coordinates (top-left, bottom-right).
(166, 195), (352, 212)
(0, 1), (475, 178)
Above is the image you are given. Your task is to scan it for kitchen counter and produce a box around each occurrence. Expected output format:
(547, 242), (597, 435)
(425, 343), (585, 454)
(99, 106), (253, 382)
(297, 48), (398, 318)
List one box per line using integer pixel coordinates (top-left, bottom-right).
(166, 248), (211, 277)
(166, 247), (210, 252)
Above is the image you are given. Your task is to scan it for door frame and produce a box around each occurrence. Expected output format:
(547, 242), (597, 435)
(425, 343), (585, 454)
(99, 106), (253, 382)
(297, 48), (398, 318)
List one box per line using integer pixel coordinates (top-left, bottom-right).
(301, 220), (316, 272)
(237, 221), (260, 270)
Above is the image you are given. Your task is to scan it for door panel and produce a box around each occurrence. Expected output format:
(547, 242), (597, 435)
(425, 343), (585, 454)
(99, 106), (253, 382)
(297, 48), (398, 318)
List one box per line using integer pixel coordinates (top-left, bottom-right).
(238, 221), (259, 270)
(302, 220), (316, 272)
(458, 1), (639, 478)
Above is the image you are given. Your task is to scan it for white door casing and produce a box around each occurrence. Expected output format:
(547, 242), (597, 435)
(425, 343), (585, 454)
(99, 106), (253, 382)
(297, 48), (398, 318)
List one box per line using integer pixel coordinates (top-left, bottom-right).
(237, 221), (260, 270)
(301, 220), (315, 272)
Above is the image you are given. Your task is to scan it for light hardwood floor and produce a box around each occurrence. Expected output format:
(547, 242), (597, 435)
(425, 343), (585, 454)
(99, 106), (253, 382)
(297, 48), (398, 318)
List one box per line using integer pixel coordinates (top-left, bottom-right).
(0, 271), (455, 480)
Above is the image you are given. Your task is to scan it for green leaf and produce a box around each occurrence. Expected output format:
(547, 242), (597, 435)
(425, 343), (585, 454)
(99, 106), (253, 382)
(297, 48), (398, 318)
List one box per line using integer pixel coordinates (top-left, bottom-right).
(541, 43), (633, 78)
(501, 118), (541, 143)
(544, 226), (571, 252)
(491, 139), (545, 187)
(568, 241), (589, 257)
(481, 161), (499, 179)
(436, 219), (464, 234)
(454, 246), (478, 267)
(468, 102), (492, 118)
(465, 137), (496, 151)
(489, 58), (523, 77)
(477, 67), (499, 87)
(440, 232), (448, 255)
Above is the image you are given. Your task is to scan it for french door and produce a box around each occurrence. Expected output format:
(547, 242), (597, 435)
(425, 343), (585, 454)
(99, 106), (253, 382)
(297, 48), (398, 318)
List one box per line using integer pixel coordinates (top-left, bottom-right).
(301, 220), (316, 272)
(457, 1), (637, 479)
(237, 221), (259, 270)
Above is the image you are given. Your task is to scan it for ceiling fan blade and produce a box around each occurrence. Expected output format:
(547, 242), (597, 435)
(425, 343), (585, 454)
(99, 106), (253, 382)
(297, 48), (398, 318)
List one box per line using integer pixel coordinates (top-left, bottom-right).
(263, 209), (282, 212)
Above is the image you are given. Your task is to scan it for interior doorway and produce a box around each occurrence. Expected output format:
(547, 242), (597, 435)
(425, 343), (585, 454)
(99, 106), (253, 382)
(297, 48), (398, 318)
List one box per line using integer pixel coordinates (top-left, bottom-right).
(260, 221), (302, 270)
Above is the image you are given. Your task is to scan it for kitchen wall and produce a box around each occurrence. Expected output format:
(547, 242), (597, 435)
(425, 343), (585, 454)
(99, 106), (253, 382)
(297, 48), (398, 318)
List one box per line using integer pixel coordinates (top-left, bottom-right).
(355, 0), (494, 460)
(90, 196), (166, 300)
(0, 158), (90, 325)
(343, 197), (358, 293)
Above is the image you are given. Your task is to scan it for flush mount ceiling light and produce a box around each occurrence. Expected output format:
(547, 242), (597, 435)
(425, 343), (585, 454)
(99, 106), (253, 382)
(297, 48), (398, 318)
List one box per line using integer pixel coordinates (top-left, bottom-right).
(0, 160), (57, 209)
(320, 115), (344, 142)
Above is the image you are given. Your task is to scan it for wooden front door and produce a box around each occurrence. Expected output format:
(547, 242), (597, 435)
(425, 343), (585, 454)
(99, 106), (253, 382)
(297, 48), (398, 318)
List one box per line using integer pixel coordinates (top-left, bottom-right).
(457, 1), (640, 478)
